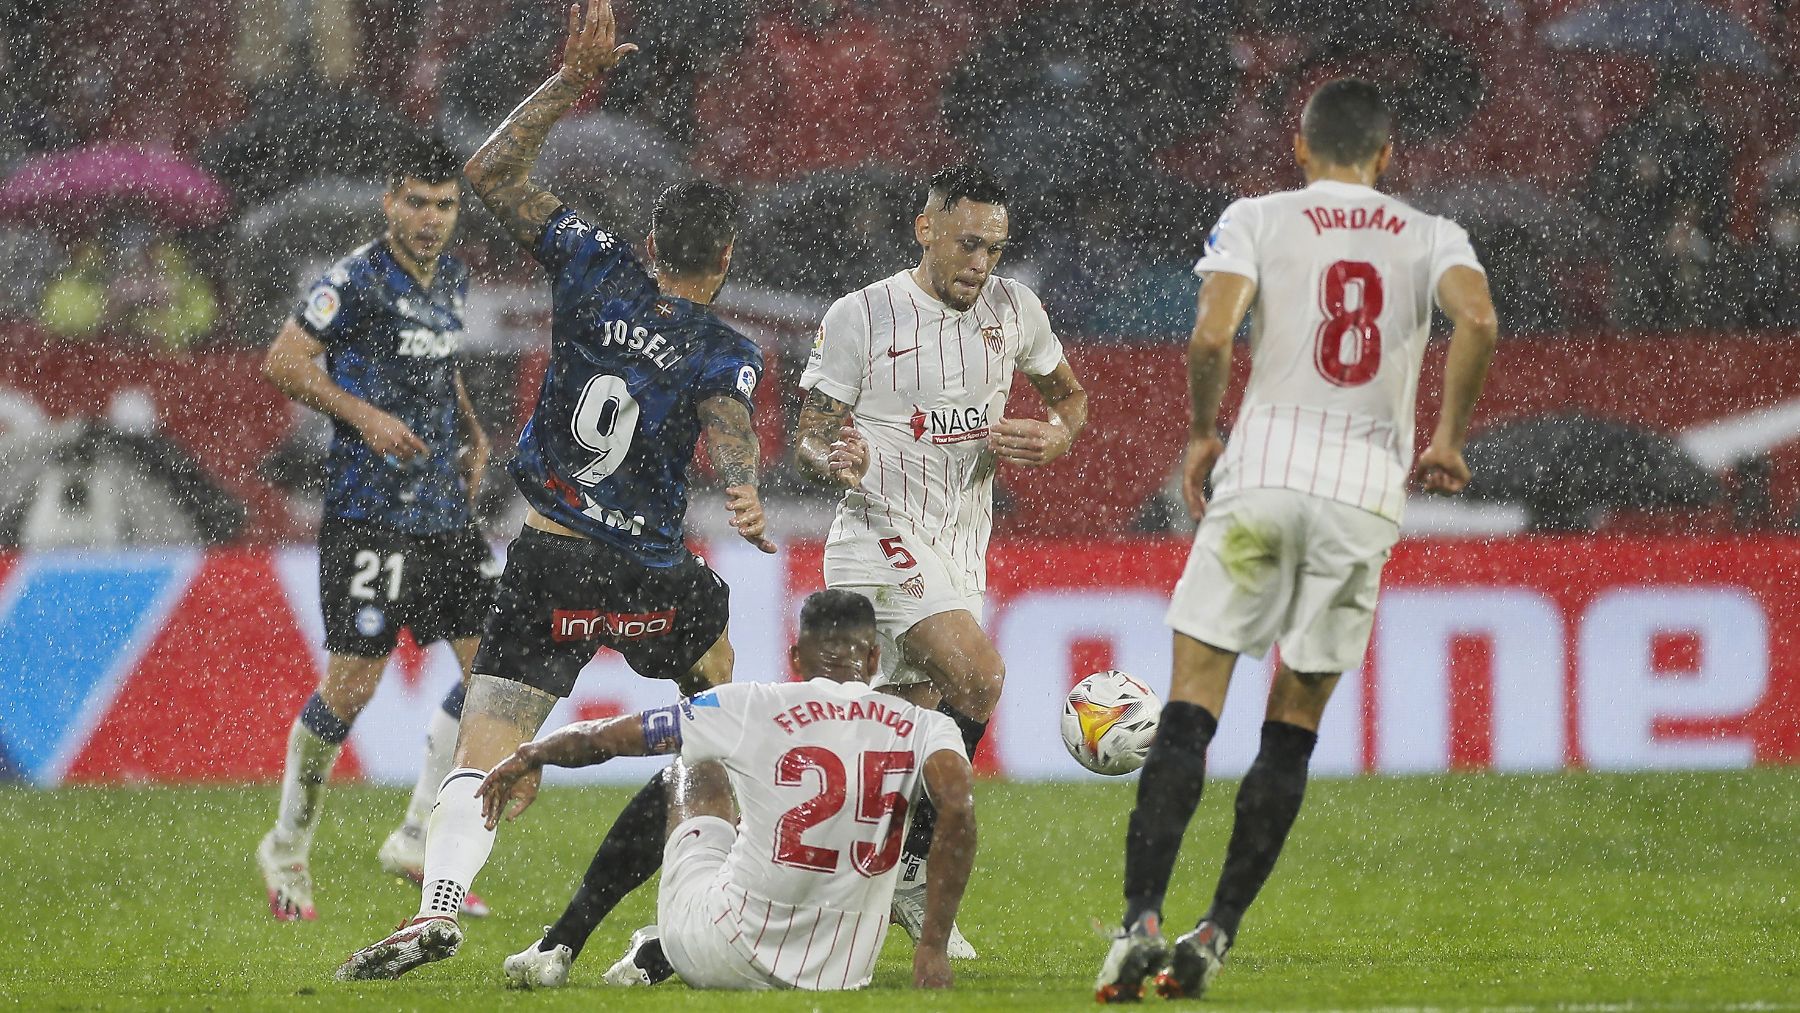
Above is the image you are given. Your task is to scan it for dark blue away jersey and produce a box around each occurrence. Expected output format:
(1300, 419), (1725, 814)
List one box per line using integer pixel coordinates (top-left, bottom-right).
(511, 207), (763, 567)
(293, 240), (471, 535)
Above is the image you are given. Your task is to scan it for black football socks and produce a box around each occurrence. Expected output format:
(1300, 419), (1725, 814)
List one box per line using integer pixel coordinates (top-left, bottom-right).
(900, 701), (990, 864)
(1122, 700), (1219, 929)
(540, 765), (671, 957)
(1203, 720), (1318, 939)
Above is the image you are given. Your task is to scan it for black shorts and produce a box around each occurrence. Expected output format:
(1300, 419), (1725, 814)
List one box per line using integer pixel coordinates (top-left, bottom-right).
(473, 525), (730, 698)
(319, 517), (499, 657)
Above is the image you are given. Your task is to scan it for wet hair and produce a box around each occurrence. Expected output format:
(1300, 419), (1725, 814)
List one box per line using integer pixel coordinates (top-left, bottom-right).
(651, 180), (739, 276)
(1301, 78), (1391, 168)
(925, 163), (1009, 214)
(797, 589), (877, 636)
(387, 133), (462, 190)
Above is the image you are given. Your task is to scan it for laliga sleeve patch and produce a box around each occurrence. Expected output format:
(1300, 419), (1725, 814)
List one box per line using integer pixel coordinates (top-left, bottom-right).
(735, 365), (758, 400)
(303, 285), (342, 329)
(641, 703), (684, 754)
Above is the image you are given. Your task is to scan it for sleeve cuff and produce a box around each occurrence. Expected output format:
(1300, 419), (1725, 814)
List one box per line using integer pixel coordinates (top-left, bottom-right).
(801, 375), (862, 407)
(1193, 258), (1257, 282)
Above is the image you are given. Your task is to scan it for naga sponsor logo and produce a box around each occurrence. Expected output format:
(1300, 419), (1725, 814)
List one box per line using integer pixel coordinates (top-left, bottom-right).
(981, 325), (1005, 355)
(551, 608), (677, 641)
(909, 403), (990, 445)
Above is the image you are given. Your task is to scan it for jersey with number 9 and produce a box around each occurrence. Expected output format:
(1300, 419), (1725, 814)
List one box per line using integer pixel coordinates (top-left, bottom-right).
(511, 207), (764, 566)
(1194, 181), (1484, 521)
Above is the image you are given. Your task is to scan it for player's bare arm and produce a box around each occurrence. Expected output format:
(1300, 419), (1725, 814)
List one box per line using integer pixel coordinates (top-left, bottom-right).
(1183, 271), (1258, 518)
(262, 319), (428, 459)
(990, 359), (1088, 467)
(698, 394), (776, 554)
(1414, 265), (1499, 495)
(462, 0), (637, 249)
(915, 748), (977, 989)
(476, 710), (673, 827)
(794, 388), (869, 488)
(453, 370), (490, 503)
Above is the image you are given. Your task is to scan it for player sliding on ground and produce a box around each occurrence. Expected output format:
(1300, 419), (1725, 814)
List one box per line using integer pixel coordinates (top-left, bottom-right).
(256, 133), (497, 922)
(793, 164), (1087, 957)
(1095, 78), (1499, 1002)
(336, 0), (772, 981)
(477, 590), (977, 991)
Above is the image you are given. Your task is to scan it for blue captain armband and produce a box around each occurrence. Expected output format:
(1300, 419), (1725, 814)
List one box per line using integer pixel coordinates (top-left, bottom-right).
(641, 704), (684, 755)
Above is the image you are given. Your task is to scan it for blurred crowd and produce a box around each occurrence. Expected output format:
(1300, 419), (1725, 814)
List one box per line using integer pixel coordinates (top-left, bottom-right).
(5, 0), (1800, 349)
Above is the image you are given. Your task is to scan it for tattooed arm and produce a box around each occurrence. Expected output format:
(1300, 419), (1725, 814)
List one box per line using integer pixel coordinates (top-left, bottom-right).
(793, 387), (868, 488)
(699, 395), (775, 553)
(462, 0), (638, 249)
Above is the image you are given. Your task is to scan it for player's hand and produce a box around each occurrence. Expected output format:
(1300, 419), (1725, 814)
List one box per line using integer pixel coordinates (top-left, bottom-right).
(1182, 433), (1226, 520)
(558, 0), (637, 87)
(913, 944), (953, 989)
(989, 417), (1071, 467)
(826, 425), (869, 489)
(1412, 440), (1472, 495)
(476, 751), (544, 830)
(458, 428), (491, 505)
(725, 484), (776, 554)
(355, 408), (429, 460)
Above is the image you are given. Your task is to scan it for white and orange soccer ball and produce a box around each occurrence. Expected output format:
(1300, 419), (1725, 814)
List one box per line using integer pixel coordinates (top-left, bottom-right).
(1061, 671), (1161, 775)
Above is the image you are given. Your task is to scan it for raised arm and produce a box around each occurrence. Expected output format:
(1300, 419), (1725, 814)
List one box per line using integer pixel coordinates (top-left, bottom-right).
(462, 0), (637, 249)
(262, 319), (427, 459)
(1414, 264), (1499, 494)
(914, 748), (977, 989)
(990, 359), (1087, 467)
(793, 387), (868, 488)
(1183, 271), (1257, 518)
(698, 394), (776, 553)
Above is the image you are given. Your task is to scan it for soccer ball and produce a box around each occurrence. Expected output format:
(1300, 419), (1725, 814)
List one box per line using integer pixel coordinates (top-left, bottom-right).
(1061, 671), (1161, 775)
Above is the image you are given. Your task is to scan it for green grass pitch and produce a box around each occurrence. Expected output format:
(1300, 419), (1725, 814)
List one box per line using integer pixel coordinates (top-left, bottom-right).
(5, 770), (1798, 1010)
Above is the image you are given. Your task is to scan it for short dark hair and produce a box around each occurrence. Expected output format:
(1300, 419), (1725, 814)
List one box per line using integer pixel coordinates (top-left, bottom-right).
(797, 589), (876, 636)
(387, 133), (462, 190)
(651, 180), (738, 276)
(1301, 78), (1391, 168)
(926, 163), (1009, 214)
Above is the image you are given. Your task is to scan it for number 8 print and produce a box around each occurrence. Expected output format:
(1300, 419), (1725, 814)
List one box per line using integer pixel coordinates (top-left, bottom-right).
(1314, 260), (1383, 387)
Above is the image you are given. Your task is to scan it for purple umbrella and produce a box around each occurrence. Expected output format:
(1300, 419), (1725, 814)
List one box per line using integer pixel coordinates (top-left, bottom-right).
(0, 142), (232, 231)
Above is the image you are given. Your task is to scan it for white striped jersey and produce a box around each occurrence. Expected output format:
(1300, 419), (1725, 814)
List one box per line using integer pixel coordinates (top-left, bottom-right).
(801, 270), (1064, 590)
(676, 678), (967, 990)
(1194, 180), (1485, 522)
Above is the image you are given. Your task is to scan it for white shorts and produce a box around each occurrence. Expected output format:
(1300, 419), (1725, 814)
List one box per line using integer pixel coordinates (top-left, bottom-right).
(657, 816), (778, 991)
(1166, 489), (1398, 674)
(823, 530), (983, 689)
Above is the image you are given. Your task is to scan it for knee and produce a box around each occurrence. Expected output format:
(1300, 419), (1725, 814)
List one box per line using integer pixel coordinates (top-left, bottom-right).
(950, 660), (1004, 721)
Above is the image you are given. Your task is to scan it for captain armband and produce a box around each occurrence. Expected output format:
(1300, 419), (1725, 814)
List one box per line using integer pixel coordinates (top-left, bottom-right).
(641, 704), (684, 755)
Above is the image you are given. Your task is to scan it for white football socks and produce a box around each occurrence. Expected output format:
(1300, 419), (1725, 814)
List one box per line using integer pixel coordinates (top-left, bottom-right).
(403, 706), (460, 833)
(416, 767), (495, 920)
(272, 720), (341, 854)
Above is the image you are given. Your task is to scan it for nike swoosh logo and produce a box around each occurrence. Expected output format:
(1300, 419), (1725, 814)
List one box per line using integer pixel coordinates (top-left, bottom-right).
(887, 345), (920, 358)
(682, 828), (702, 842)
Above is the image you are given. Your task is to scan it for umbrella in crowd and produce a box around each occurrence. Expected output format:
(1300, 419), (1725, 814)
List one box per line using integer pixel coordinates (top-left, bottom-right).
(1543, 0), (1772, 73)
(0, 417), (245, 548)
(0, 142), (232, 231)
(1462, 414), (1721, 532)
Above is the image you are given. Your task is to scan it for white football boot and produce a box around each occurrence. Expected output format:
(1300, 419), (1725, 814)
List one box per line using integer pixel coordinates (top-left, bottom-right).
(889, 854), (978, 959)
(377, 825), (490, 917)
(257, 830), (317, 922)
(335, 915), (462, 980)
(1094, 912), (1170, 1004)
(601, 925), (674, 986)
(503, 932), (573, 989)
